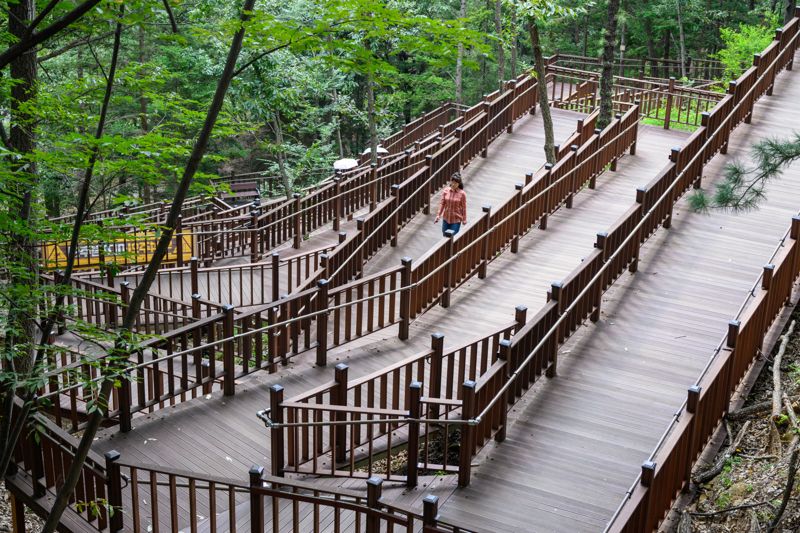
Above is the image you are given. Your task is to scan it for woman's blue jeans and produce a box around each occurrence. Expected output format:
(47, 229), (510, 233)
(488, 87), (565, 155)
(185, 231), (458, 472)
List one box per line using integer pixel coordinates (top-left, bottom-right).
(441, 220), (462, 237)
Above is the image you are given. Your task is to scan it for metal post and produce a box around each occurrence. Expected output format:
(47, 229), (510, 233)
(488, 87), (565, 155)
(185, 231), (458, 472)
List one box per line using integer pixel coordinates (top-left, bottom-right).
(222, 305), (235, 396)
(441, 230), (455, 308)
(249, 465), (265, 533)
(479, 205), (491, 279)
(407, 381), (421, 487)
(105, 451), (124, 532)
(269, 385), (285, 477)
(292, 192), (302, 249)
(458, 380), (477, 487)
(316, 279), (329, 367)
(399, 257), (412, 339)
(366, 477), (383, 533)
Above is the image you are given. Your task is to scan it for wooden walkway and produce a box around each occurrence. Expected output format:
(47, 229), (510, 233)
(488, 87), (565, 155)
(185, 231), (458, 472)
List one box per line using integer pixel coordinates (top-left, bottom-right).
(89, 50), (800, 532)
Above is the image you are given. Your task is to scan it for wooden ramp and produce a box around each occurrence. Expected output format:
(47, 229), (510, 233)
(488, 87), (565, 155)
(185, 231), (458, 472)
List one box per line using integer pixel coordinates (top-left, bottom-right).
(362, 107), (584, 276)
(436, 51), (800, 532)
(88, 49), (800, 533)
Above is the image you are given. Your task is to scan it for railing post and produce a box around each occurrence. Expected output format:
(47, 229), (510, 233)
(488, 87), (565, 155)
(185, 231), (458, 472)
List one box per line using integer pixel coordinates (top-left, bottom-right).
(356, 218), (365, 277)
(511, 183), (524, 253)
(514, 305), (527, 333)
(105, 451), (124, 532)
(175, 214), (185, 267)
(664, 77), (675, 130)
(119, 375), (132, 433)
(525, 171), (533, 186)
(390, 184), (400, 247)
(496, 340), (511, 442)
(292, 192), (302, 249)
(366, 477), (383, 533)
(479, 205), (491, 278)
(423, 495), (440, 527)
(120, 281), (131, 325)
(407, 381), (421, 487)
(369, 163), (378, 211)
(566, 145), (578, 208)
(399, 257), (412, 339)
(316, 279), (329, 367)
(455, 128), (464, 168)
(222, 305), (235, 396)
(271, 252), (280, 302)
(548, 282), (562, 377)
(249, 465), (265, 533)
(269, 384), (285, 477)
(190, 256), (199, 295)
(250, 212), (259, 263)
(662, 148), (680, 230)
(429, 333), (444, 419)
(458, 380), (476, 487)
(441, 230), (455, 308)
(762, 263), (775, 290)
(640, 460), (657, 523)
(334, 363), (349, 463)
(685, 385), (701, 492)
(725, 320), (741, 402)
(333, 177), (342, 231)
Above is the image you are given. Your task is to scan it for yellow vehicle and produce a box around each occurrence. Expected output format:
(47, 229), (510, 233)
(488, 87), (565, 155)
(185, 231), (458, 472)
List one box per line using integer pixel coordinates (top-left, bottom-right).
(41, 230), (193, 270)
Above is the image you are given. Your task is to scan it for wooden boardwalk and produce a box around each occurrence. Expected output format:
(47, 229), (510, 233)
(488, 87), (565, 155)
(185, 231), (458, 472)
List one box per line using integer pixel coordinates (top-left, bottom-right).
(89, 50), (800, 532)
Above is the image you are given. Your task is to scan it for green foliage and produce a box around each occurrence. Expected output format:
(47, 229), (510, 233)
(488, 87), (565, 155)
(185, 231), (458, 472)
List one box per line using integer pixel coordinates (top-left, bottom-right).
(690, 133), (800, 211)
(715, 12), (779, 81)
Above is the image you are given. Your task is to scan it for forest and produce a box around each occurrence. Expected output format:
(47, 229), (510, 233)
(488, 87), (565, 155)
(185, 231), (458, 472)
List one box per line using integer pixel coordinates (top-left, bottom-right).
(1, 0), (799, 531)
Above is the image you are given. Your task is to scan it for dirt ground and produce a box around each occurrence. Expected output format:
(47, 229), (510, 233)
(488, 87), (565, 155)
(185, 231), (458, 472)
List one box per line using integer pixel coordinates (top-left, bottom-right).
(0, 482), (44, 532)
(682, 304), (800, 532)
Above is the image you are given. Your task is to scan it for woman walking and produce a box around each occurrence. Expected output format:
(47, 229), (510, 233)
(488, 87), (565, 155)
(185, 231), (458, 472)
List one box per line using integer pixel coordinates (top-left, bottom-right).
(434, 172), (467, 236)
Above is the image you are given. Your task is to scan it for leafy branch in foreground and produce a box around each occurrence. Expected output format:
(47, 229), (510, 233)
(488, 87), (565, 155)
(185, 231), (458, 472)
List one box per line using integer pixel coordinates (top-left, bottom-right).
(689, 132), (800, 212)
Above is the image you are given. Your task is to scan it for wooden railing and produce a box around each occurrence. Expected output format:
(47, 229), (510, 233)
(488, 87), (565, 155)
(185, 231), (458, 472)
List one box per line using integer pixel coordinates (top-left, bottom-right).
(8, 402), (475, 532)
(39, 99), (637, 437)
(41, 273), (223, 335)
(263, 315), (522, 484)
(548, 64), (724, 129)
(95, 243), (337, 308)
(600, 11), (800, 531)
(550, 52), (726, 81)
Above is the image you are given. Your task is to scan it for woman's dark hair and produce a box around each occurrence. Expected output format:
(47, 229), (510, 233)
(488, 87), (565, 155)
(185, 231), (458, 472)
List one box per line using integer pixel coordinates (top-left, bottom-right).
(450, 172), (464, 190)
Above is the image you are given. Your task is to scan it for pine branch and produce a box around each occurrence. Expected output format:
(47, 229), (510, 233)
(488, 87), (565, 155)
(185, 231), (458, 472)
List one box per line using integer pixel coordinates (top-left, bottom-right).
(692, 133), (800, 212)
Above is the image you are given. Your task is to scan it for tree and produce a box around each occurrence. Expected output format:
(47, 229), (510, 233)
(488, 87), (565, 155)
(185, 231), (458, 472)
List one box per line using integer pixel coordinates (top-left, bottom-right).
(41, 0), (258, 528)
(598, 0), (622, 129)
(508, 0), (585, 165)
(689, 134), (800, 211)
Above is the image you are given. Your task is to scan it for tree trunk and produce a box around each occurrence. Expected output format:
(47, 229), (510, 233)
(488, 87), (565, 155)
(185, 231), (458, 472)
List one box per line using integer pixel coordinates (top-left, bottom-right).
(582, 14), (589, 57)
(528, 19), (556, 164)
(455, 0), (466, 104)
(40, 1), (257, 530)
(139, 24), (152, 204)
(618, 18), (626, 76)
(332, 88), (344, 158)
(495, 0), (505, 90)
(786, 0), (796, 23)
(510, 11), (518, 77)
(598, 0), (621, 129)
(5, 0), (38, 376)
(675, 0), (687, 78)
(662, 29), (671, 78)
(273, 113), (292, 199)
(367, 72), (378, 165)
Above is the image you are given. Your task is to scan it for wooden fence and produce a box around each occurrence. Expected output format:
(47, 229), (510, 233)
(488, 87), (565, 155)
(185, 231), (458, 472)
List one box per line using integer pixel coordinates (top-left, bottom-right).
(38, 95), (638, 437)
(259, 10), (800, 497)
(265, 315), (522, 484)
(7, 401), (475, 533)
(601, 10), (800, 532)
(550, 52), (726, 81)
(548, 64), (723, 129)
